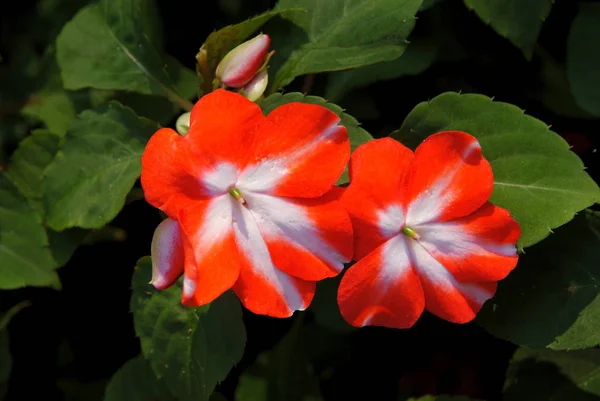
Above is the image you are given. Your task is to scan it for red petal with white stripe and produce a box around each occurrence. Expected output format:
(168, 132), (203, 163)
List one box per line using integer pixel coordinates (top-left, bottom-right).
(239, 102), (349, 198)
(340, 138), (414, 260)
(417, 203), (520, 282)
(404, 131), (493, 226)
(338, 236), (424, 329)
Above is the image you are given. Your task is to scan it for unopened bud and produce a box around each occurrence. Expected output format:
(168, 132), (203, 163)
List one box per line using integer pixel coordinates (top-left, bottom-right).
(241, 69), (268, 102)
(215, 34), (271, 88)
(175, 112), (191, 135)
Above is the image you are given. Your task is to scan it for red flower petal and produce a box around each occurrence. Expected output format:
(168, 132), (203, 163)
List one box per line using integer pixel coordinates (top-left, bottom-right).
(418, 203), (520, 282)
(409, 240), (497, 323)
(141, 90), (264, 217)
(338, 236), (425, 329)
(150, 218), (184, 290)
(238, 102), (349, 198)
(231, 202), (315, 317)
(244, 189), (353, 281)
(178, 198), (241, 306)
(404, 131), (493, 226)
(340, 138), (413, 259)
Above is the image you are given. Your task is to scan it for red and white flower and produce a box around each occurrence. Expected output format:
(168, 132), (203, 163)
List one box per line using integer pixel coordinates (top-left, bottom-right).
(337, 132), (520, 329)
(141, 89), (353, 317)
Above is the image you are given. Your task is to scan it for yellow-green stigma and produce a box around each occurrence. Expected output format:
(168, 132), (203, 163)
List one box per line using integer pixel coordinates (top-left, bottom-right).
(229, 187), (246, 204)
(402, 225), (420, 240)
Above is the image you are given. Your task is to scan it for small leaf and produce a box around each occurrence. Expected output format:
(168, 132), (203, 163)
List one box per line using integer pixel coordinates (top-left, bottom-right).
(269, 0), (423, 91)
(463, 0), (554, 59)
(393, 92), (599, 249)
(43, 102), (158, 230)
(503, 347), (600, 400)
(56, 0), (196, 109)
(325, 37), (438, 102)
(103, 357), (175, 401)
(260, 92), (373, 184)
(477, 211), (600, 350)
(131, 257), (246, 401)
(567, 3), (600, 116)
(0, 175), (58, 289)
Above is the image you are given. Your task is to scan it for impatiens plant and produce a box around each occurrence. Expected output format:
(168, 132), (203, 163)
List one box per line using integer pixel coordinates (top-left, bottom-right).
(0, 0), (599, 400)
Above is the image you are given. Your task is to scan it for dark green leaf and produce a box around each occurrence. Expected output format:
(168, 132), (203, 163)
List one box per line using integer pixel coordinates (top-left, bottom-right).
(7, 129), (87, 266)
(21, 52), (76, 136)
(478, 211), (600, 350)
(503, 347), (600, 400)
(419, 0), (446, 10)
(0, 175), (58, 289)
(43, 102), (159, 230)
(269, 0), (423, 91)
(463, 0), (553, 59)
(567, 3), (600, 116)
(393, 92), (599, 249)
(131, 257), (246, 401)
(103, 357), (175, 401)
(56, 0), (196, 109)
(236, 316), (322, 401)
(260, 92), (373, 184)
(310, 275), (356, 333)
(325, 37), (438, 102)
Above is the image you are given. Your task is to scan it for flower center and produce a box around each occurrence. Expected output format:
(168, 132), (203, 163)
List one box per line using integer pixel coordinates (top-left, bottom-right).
(401, 225), (420, 240)
(229, 187), (246, 204)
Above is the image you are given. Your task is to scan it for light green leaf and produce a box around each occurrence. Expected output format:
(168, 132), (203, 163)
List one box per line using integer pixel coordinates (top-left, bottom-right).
(567, 3), (600, 116)
(478, 211), (600, 350)
(269, 0), (423, 91)
(0, 175), (59, 289)
(131, 257), (246, 401)
(503, 347), (600, 400)
(103, 357), (175, 401)
(325, 37), (438, 102)
(43, 102), (159, 230)
(463, 0), (554, 59)
(260, 92), (373, 184)
(393, 92), (599, 249)
(56, 0), (196, 110)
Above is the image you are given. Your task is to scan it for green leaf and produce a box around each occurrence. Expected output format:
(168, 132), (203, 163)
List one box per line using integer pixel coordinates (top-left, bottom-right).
(269, 0), (423, 91)
(477, 211), (600, 350)
(7, 129), (87, 266)
(131, 256), (246, 401)
(21, 52), (76, 136)
(43, 102), (159, 230)
(103, 357), (175, 401)
(236, 316), (322, 401)
(325, 37), (438, 102)
(567, 3), (600, 116)
(419, 0), (446, 10)
(463, 0), (554, 59)
(260, 92), (373, 184)
(393, 92), (599, 249)
(56, 0), (196, 110)
(503, 347), (600, 400)
(0, 175), (58, 289)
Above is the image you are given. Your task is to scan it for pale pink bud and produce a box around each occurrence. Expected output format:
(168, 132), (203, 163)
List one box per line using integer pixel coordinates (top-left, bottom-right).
(242, 69), (268, 102)
(215, 34), (271, 88)
(150, 218), (184, 290)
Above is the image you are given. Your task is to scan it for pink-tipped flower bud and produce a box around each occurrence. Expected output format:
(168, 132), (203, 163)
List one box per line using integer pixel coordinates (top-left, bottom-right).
(241, 69), (269, 102)
(215, 33), (271, 88)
